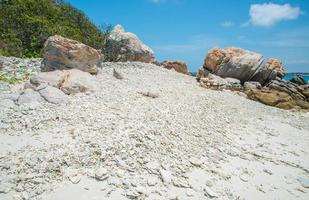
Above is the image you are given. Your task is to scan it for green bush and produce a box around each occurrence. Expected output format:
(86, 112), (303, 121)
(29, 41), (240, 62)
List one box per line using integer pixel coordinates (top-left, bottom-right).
(0, 0), (108, 58)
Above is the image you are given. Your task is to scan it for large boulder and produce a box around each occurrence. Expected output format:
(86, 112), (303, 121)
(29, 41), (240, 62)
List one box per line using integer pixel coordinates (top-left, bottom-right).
(251, 58), (287, 85)
(160, 60), (190, 75)
(201, 47), (263, 83)
(105, 25), (155, 62)
(41, 35), (101, 74)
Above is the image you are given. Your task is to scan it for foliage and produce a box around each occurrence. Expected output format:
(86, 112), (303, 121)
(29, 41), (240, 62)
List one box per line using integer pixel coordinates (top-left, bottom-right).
(0, 0), (109, 58)
(0, 64), (37, 84)
(102, 38), (130, 62)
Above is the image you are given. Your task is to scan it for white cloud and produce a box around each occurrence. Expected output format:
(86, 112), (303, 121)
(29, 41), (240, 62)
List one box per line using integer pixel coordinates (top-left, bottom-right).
(221, 21), (234, 28)
(249, 3), (301, 26)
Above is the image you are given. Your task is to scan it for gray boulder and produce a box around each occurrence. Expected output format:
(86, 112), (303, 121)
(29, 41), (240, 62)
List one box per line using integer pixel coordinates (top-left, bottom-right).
(202, 47), (263, 83)
(17, 89), (45, 105)
(39, 86), (68, 104)
(244, 81), (262, 91)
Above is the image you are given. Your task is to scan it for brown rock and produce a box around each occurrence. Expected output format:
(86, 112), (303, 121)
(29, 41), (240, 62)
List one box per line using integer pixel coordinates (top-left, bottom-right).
(160, 60), (189, 75)
(246, 88), (309, 110)
(42, 35), (101, 74)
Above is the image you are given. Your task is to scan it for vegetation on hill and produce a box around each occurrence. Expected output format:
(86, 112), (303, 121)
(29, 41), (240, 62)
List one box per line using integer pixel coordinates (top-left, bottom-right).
(0, 0), (109, 58)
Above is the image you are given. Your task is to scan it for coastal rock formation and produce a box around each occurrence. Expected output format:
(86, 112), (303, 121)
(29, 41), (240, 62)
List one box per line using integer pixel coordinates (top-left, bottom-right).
(245, 79), (309, 110)
(201, 47), (263, 83)
(106, 25), (155, 62)
(160, 60), (190, 75)
(41, 35), (101, 74)
(246, 88), (309, 110)
(252, 58), (287, 85)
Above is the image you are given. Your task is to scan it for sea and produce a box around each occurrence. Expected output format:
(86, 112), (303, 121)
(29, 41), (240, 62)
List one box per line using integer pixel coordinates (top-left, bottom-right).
(283, 73), (309, 83)
(191, 72), (309, 83)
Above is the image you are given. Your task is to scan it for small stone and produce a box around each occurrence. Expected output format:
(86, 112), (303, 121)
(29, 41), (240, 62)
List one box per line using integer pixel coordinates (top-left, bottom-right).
(69, 175), (81, 184)
(189, 157), (203, 167)
(135, 186), (148, 196)
(160, 169), (172, 184)
(204, 186), (218, 198)
(186, 189), (195, 197)
(95, 167), (108, 181)
(239, 174), (249, 182)
(263, 169), (273, 175)
(147, 177), (158, 186)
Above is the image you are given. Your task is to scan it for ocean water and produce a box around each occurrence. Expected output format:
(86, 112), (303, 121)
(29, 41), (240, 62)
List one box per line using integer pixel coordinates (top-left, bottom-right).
(283, 73), (309, 82)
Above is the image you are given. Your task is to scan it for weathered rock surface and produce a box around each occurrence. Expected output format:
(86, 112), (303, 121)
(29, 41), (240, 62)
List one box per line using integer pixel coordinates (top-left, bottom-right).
(60, 69), (97, 95)
(17, 88), (45, 105)
(160, 60), (190, 75)
(107, 25), (155, 62)
(244, 81), (262, 91)
(39, 86), (67, 104)
(246, 88), (309, 110)
(252, 58), (287, 85)
(41, 35), (101, 74)
(201, 47), (263, 83)
(29, 69), (97, 95)
(200, 74), (242, 90)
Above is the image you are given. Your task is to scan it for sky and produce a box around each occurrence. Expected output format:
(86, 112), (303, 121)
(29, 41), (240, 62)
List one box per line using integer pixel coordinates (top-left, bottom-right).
(67, 0), (309, 72)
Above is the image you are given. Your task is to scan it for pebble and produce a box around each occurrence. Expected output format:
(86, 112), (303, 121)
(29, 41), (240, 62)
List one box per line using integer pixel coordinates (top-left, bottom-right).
(204, 186), (218, 198)
(95, 167), (108, 181)
(147, 177), (158, 186)
(189, 157), (203, 167)
(159, 169), (172, 184)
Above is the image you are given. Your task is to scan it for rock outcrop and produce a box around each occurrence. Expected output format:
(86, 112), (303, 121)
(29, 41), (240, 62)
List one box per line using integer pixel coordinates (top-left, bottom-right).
(160, 60), (190, 75)
(41, 35), (101, 74)
(246, 88), (309, 110)
(252, 58), (287, 85)
(201, 47), (263, 83)
(245, 79), (309, 110)
(106, 25), (155, 63)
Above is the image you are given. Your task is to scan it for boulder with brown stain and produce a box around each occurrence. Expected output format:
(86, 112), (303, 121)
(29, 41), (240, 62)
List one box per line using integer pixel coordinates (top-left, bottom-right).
(201, 47), (264, 83)
(42, 35), (101, 74)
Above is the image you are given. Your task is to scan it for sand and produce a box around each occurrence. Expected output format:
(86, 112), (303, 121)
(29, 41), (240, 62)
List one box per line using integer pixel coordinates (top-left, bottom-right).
(0, 62), (308, 200)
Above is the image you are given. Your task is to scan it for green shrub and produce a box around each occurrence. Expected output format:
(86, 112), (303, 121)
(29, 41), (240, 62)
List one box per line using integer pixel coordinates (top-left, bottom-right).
(0, 0), (109, 58)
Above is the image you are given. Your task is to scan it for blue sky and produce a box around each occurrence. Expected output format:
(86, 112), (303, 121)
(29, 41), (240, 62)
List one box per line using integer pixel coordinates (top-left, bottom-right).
(67, 0), (309, 72)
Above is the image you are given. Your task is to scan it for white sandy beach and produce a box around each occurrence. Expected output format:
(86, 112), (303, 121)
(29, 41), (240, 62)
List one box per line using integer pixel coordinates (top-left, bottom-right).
(0, 62), (309, 200)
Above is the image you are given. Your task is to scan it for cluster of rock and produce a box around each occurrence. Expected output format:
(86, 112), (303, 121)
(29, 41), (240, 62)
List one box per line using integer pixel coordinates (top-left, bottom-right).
(197, 47), (309, 110)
